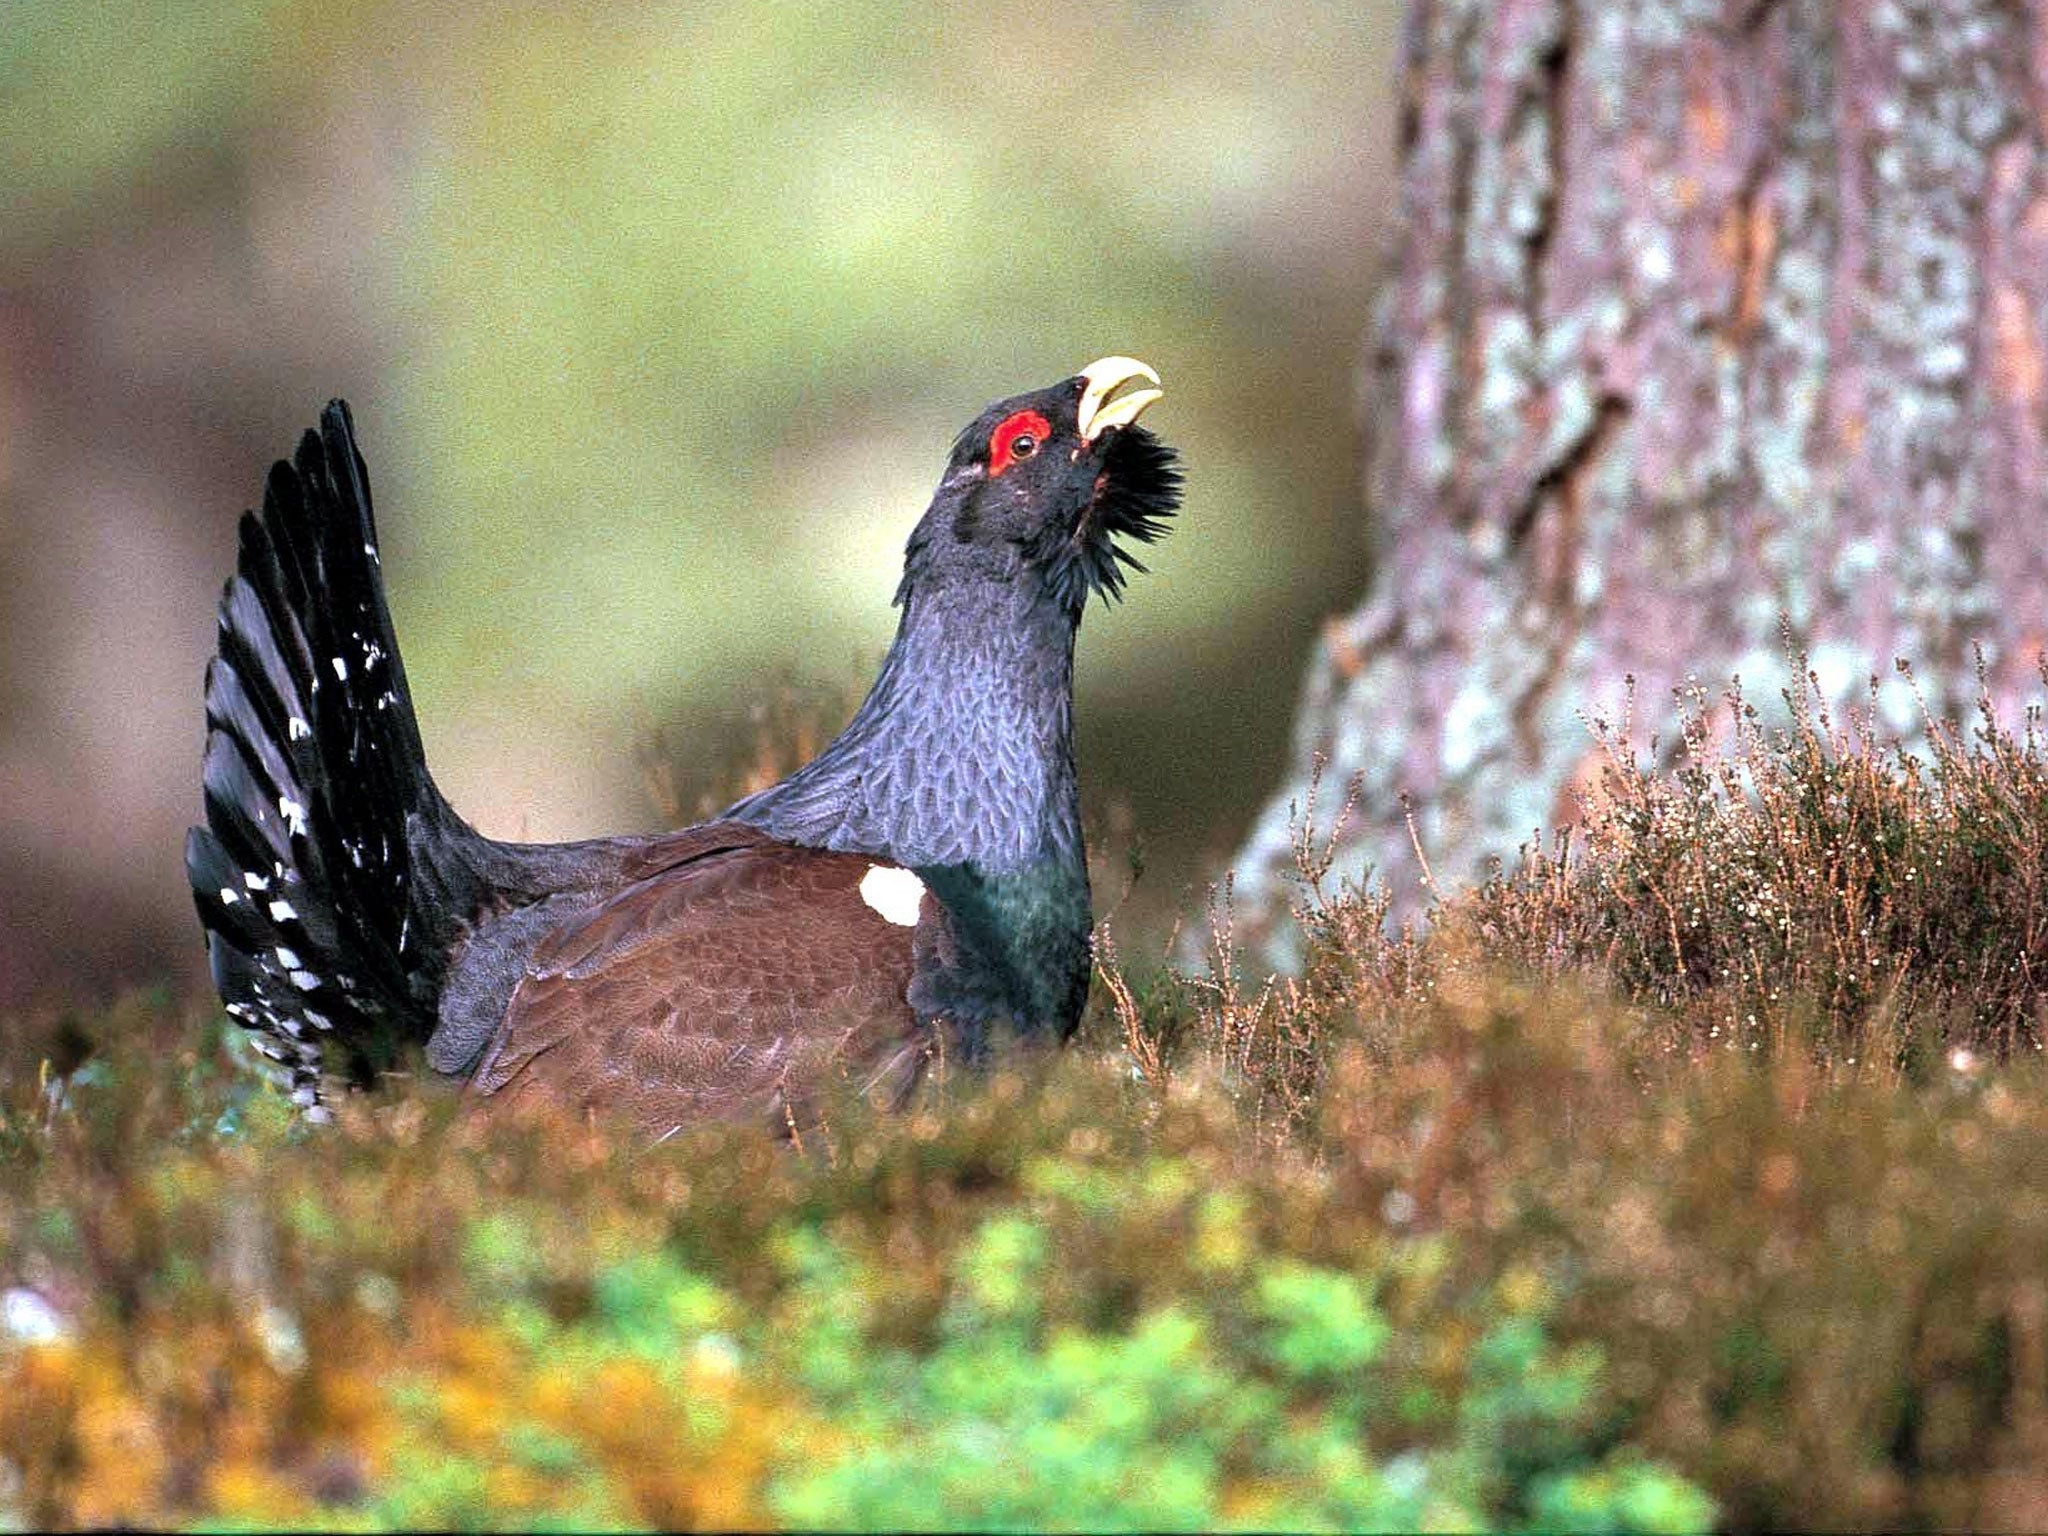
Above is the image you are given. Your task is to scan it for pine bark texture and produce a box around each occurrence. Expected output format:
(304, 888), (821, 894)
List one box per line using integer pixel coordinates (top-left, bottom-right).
(1231, 0), (2048, 956)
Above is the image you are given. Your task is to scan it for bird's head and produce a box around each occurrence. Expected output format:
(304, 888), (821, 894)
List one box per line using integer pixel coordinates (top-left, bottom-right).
(900, 357), (1183, 618)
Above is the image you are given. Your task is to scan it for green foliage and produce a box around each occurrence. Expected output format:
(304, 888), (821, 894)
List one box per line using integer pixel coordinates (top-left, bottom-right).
(1251, 1260), (1388, 1380)
(1523, 1457), (1718, 1536)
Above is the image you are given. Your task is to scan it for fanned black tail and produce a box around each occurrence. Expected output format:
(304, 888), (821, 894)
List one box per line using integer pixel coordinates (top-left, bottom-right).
(185, 402), (479, 1112)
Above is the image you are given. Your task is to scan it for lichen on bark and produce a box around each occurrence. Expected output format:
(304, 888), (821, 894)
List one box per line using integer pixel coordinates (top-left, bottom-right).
(1231, 0), (2048, 962)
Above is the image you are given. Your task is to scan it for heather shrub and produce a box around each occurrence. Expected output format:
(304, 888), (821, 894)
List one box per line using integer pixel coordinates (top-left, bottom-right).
(1458, 663), (2048, 1065)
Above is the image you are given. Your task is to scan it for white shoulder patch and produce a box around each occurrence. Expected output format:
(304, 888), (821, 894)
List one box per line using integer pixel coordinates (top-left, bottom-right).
(858, 864), (926, 927)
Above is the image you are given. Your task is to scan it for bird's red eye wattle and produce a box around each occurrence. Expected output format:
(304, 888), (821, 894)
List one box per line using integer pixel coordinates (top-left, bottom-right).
(989, 410), (1052, 476)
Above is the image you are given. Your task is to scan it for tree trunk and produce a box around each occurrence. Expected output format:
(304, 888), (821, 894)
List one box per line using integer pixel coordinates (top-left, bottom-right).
(1230, 0), (2048, 957)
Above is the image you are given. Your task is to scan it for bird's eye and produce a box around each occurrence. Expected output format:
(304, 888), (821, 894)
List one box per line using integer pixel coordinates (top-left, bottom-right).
(989, 409), (1053, 476)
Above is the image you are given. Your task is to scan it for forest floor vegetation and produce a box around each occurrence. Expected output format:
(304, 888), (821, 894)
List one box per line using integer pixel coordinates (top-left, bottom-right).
(5, 662), (2048, 1530)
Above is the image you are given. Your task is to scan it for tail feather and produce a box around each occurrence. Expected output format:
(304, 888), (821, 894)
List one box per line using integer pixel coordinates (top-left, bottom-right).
(187, 401), (471, 1110)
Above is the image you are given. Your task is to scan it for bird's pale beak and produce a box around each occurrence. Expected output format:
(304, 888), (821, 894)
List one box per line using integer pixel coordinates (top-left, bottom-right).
(1076, 357), (1164, 443)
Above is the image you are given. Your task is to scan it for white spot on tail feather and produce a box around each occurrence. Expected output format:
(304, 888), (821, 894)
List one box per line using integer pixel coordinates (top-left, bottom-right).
(279, 797), (308, 836)
(331, 656), (349, 682)
(219, 887), (241, 905)
(268, 899), (297, 922)
(288, 716), (312, 741)
(859, 865), (925, 927)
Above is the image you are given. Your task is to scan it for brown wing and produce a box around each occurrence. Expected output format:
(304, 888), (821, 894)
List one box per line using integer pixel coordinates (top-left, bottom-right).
(465, 837), (934, 1135)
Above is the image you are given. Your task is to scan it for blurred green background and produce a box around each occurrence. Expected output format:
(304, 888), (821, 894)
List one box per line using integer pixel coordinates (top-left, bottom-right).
(0, 0), (1398, 1005)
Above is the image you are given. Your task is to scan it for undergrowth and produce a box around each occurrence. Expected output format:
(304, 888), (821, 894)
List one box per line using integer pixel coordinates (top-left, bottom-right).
(3, 663), (2047, 1530)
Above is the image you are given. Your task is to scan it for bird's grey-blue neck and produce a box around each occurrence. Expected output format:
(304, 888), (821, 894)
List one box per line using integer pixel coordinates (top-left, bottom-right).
(725, 572), (1082, 876)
